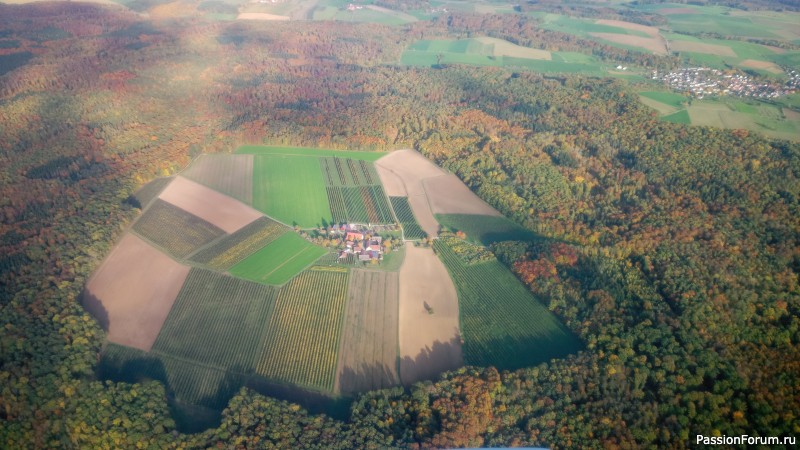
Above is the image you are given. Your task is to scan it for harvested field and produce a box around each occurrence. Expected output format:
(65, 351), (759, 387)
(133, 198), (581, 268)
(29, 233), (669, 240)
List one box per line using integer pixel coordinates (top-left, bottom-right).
(182, 154), (254, 204)
(398, 245), (463, 385)
(376, 150), (453, 237)
(83, 233), (190, 351)
(589, 32), (667, 55)
(596, 19), (660, 36)
(132, 199), (225, 258)
(670, 40), (737, 57)
(237, 12), (290, 20)
(158, 176), (263, 234)
(740, 59), (783, 74)
(335, 270), (400, 394)
(423, 174), (502, 216)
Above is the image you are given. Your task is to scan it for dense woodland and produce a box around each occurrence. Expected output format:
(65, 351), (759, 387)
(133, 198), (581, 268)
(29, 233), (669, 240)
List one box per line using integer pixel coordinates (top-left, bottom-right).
(0, 2), (798, 448)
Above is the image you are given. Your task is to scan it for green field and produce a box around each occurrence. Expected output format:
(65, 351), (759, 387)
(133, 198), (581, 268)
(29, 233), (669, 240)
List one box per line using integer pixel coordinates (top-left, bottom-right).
(252, 154), (333, 228)
(152, 268), (278, 369)
(132, 199), (225, 258)
(230, 232), (327, 285)
(532, 12), (651, 38)
(662, 110), (691, 125)
(434, 239), (582, 370)
(390, 196), (426, 240)
(190, 217), (288, 270)
(639, 91), (689, 109)
(256, 269), (350, 391)
(401, 38), (608, 75)
(236, 145), (387, 161)
(436, 214), (539, 246)
(637, 93), (799, 140)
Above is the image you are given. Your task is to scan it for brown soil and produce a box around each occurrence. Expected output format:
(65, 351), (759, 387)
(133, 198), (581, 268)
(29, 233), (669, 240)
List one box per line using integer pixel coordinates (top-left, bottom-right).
(158, 176), (263, 234)
(376, 149), (501, 237)
(335, 270), (400, 394)
(670, 40), (737, 57)
(397, 245), (463, 385)
(740, 59), (783, 74)
(590, 32), (668, 55)
(376, 150), (447, 237)
(181, 154), (254, 204)
(82, 233), (190, 351)
(423, 174), (502, 216)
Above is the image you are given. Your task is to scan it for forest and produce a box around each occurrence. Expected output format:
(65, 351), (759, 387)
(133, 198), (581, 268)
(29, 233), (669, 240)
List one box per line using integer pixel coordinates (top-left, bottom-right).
(0, 1), (798, 448)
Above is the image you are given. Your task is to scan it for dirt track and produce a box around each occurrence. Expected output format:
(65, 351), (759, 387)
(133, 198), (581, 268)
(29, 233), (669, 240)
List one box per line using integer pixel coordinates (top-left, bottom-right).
(397, 245), (463, 385)
(83, 233), (189, 351)
(158, 176), (263, 233)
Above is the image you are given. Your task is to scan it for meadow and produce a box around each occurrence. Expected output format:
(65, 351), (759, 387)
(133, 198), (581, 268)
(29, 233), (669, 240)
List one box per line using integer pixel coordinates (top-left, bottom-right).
(252, 155), (332, 228)
(230, 232), (327, 285)
(189, 216), (289, 270)
(434, 239), (582, 370)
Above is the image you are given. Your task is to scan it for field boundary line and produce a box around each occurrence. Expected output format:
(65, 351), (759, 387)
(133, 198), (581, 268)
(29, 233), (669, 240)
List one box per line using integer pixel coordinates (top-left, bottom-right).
(258, 244), (319, 283)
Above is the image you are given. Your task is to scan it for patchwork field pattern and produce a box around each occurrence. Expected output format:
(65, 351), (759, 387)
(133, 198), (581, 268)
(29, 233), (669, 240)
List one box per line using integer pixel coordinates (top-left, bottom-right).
(182, 154), (254, 204)
(152, 268), (278, 370)
(321, 157), (393, 224)
(256, 269), (350, 391)
(335, 269), (400, 394)
(189, 217), (288, 270)
(230, 232), (327, 285)
(434, 239), (581, 371)
(132, 199), (225, 258)
(390, 196), (426, 240)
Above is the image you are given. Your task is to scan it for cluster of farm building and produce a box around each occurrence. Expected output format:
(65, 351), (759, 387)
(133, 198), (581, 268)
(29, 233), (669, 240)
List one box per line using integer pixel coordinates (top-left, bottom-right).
(325, 223), (387, 262)
(651, 67), (798, 99)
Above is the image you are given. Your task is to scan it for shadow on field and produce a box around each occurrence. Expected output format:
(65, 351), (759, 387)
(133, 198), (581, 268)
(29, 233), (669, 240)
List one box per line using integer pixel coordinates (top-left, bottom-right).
(399, 336), (464, 386)
(80, 289), (109, 332)
(338, 362), (399, 395)
(247, 376), (352, 421)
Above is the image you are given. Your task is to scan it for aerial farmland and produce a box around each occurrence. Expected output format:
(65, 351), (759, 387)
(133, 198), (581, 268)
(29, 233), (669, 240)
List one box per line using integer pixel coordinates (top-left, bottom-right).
(87, 145), (580, 422)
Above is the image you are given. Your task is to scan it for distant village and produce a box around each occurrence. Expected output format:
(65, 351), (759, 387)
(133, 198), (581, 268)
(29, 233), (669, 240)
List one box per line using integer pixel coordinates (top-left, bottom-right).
(652, 67), (799, 100)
